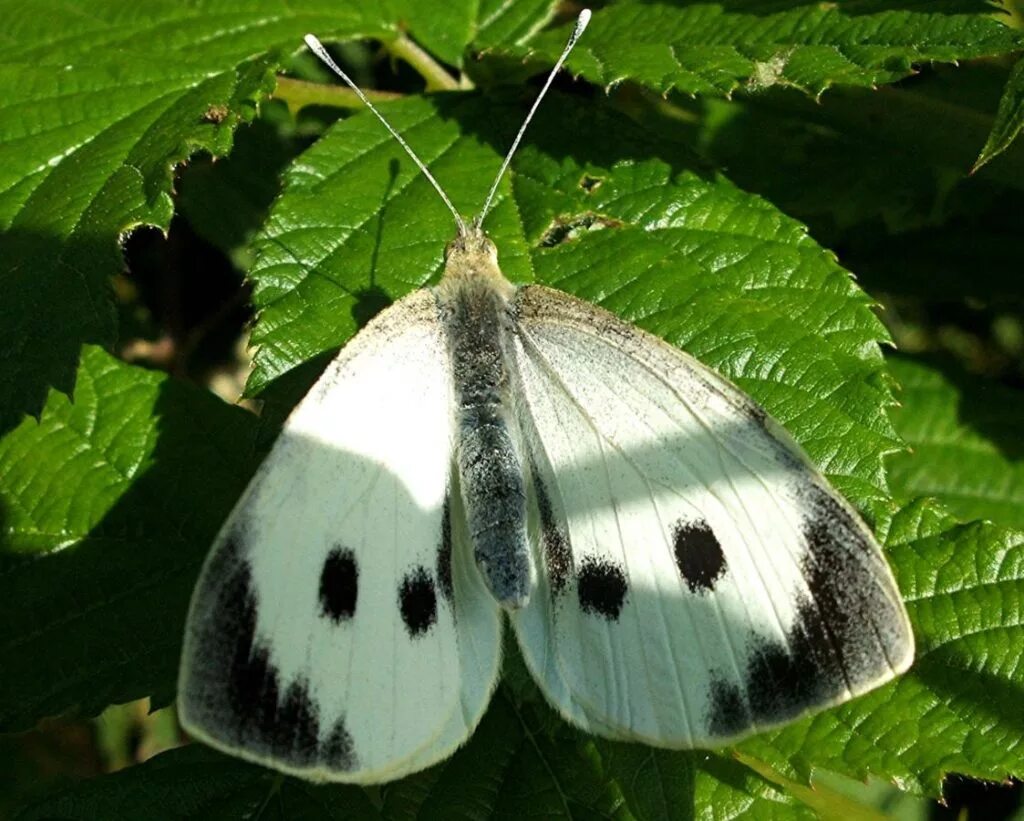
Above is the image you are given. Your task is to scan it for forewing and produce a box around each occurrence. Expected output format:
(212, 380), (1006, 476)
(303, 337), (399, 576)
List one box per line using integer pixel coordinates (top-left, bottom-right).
(179, 289), (502, 783)
(509, 285), (913, 748)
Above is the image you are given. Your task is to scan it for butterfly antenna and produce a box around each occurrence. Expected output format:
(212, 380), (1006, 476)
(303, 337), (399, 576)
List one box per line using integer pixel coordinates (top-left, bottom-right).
(304, 34), (468, 236)
(475, 9), (591, 229)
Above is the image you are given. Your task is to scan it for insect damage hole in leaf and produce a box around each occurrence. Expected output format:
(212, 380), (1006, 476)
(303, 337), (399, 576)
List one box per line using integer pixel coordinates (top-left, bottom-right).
(539, 212), (624, 246)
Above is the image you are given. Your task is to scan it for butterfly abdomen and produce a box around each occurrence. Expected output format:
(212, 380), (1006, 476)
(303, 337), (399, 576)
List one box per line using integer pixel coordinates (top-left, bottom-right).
(437, 241), (533, 609)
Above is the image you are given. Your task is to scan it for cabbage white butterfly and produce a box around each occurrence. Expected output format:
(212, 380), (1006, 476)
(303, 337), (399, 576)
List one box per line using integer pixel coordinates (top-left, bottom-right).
(178, 10), (913, 784)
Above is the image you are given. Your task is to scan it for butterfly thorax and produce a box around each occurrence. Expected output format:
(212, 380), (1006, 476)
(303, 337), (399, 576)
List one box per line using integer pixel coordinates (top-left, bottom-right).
(435, 228), (533, 609)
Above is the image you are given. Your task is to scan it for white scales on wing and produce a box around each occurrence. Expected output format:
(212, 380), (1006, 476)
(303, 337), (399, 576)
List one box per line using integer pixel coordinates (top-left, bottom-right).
(178, 8), (913, 784)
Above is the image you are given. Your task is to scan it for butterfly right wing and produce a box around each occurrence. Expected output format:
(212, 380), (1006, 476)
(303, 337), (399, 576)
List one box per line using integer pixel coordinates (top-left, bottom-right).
(178, 289), (502, 784)
(508, 284), (912, 748)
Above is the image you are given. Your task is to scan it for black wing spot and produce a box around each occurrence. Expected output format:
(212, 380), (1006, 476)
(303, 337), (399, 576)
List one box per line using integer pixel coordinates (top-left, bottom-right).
(319, 547), (358, 622)
(532, 468), (571, 596)
(577, 557), (628, 620)
(672, 518), (727, 593)
(399, 566), (438, 637)
(437, 493), (453, 603)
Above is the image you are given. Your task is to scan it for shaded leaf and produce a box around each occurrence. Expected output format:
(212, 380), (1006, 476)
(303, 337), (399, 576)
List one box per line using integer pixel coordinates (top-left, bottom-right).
(594, 742), (805, 820)
(975, 55), (1024, 171)
(0, 347), (261, 731)
(886, 354), (1024, 529)
(13, 745), (380, 821)
(14, 682), (812, 819)
(682, 60), (1024, 246)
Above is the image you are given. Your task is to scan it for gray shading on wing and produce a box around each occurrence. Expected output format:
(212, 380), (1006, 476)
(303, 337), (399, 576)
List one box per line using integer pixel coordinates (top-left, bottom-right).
(179, 290), (502, 783)
(509, 284), (913, 747)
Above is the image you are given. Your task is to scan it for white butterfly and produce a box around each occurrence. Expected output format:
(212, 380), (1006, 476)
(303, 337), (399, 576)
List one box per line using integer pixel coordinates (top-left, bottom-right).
(178, 10), (913, 784)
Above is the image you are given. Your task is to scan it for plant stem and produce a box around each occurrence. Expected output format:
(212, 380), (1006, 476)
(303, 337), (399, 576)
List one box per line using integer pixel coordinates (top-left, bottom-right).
(386, 33), (460, 91)
(273, 76), (402, 114)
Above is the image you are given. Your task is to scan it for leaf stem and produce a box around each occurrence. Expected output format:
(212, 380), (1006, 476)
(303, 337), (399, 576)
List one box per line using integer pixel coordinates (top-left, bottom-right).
(386, 33), (460, 91)
(272, 76), (402, 113)
(733, 751), (886, 821)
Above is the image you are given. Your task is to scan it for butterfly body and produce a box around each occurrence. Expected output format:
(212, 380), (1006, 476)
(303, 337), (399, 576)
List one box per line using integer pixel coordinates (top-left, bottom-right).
(437, 231), (533, 608)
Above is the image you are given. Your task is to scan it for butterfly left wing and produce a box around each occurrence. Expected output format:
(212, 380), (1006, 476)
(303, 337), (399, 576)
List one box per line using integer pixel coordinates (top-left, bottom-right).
(508, 284), (913, 747)
(178, 289), (502, 783)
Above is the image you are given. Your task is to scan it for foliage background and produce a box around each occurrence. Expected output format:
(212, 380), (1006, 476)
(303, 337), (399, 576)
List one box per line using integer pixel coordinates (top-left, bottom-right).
(1, 0), (1023, 817)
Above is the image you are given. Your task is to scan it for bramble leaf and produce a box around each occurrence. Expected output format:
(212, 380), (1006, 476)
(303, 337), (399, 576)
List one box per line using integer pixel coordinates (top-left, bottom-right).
(518, 2), (1024, 98)
(0, 347), (261, 731)
(886, 354), (1024, 530)
(975, 56), (1024, 170)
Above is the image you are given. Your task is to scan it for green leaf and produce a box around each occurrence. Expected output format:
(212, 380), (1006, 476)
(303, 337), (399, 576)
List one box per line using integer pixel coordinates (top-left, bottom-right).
(12, 745), (380, 821)
(680, 59), (1024, 246)
(0, 346), (260, 731)
(885, 354), (1024, 529)
(13, 684), (809, 819)
(473, 0), (560, 50)
(248, 91), (897, 512)
(517, 2), (1024, 98)
(975, 56), (1024, 171)
(0, 0), (563, 434)
(740, 498), (1024, 796)
(594, 742), (806, 820)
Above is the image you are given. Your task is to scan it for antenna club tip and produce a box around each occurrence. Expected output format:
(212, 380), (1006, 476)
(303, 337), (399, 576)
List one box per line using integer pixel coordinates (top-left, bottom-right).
(303, 33), (321, 49)
(579, 8), (592, 27)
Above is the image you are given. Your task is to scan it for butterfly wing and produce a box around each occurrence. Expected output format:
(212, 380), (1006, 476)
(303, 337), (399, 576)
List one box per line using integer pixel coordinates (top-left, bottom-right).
(178, 289), (502, 783)
(509, 285), (913, 747)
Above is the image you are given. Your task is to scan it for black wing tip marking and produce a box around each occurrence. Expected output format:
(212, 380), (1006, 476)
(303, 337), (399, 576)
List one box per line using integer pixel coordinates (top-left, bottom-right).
(707, 614), (847, 736)
(707, 679), (750, 738)
(577, 557), (628, 620)
(399, 565), (439, 637)
(798, 482), (913, 676)
(707, 484), (913, 734)
(672, 518), (728, 594)
(437, 492), (454, 603)
(320, 547), (358, 622)
(183, 535), (357, 772)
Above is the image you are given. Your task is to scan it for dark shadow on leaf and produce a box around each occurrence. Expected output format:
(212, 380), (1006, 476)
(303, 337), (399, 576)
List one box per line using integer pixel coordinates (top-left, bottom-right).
(621, 0), (997, 16)
(0, 364), (262, 733)
(0, 228), (119, 440)
(429, 88), (711, 188)
(914, 651), (1024, 738)
(351, 156), (399, 330)
(892, 352), (1024, 461)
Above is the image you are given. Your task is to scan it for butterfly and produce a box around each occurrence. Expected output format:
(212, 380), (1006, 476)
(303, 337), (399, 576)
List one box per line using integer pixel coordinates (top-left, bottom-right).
(177, 10), (914, 784)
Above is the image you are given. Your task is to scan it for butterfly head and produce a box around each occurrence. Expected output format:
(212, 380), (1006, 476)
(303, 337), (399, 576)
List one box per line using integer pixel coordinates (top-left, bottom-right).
(440, 225), (507, 291)
(445, 225), (497, 264)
